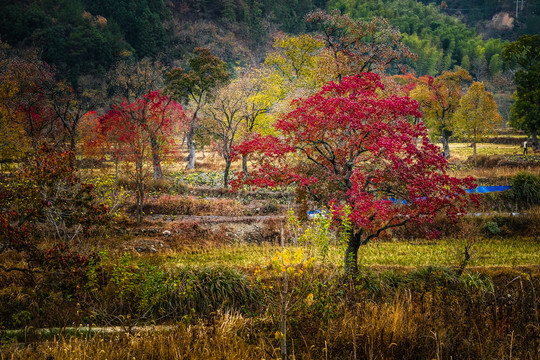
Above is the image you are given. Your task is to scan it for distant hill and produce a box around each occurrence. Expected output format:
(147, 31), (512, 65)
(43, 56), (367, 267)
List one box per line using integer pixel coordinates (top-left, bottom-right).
(0, 0), (537, 85)
(424, 0), (540, 39)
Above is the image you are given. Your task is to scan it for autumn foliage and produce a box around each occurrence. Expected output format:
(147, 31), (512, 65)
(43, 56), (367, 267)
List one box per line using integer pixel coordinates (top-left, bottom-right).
(0, 144), (109, 280)
(233, 74), (475, 271)
(410, 69), (472, 158)
(86, 91), (185, 223)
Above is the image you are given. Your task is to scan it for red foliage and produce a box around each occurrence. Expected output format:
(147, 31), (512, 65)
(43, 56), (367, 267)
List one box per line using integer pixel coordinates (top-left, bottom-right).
(6, 57), (61, 144)
(87, 91), (186, 223)
(90, 91), (184, 162)
(232, 74), (476, 270)
(0, 144), (110, 281)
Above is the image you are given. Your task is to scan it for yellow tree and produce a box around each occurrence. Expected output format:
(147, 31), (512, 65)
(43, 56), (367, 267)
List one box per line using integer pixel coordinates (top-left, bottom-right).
(202, 69), (269, 187)
(264, 33), (325, 91)
(259, 34), (326, 138)
(454, 81), (502, 164)
(410, 68), (472, 158)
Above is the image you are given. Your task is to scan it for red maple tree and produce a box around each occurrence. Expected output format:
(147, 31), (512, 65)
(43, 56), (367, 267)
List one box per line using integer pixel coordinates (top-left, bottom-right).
(88, 91), (185, 223)
(232, 74), (475, 272)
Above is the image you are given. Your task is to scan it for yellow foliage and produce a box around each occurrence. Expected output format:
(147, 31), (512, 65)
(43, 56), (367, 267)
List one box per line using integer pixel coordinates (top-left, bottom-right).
(264, 34), (324, 88)
(305, 292), (314, 306)
(0, 47), (31, 162)
(453, 81), (502, 142)
(271, 247), (313, 275)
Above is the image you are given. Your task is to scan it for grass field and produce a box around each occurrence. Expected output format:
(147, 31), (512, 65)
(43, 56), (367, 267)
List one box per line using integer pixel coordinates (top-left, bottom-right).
(165, 237), (540, 269)
(448, 142), (524, 159)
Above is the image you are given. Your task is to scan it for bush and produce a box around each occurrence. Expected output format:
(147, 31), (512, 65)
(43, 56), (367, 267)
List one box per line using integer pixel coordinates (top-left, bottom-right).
(0, 144), (110, 282)
(511, 172), (540, 208)
(85, 254), (261, 325)
(481, 220), (501, 237)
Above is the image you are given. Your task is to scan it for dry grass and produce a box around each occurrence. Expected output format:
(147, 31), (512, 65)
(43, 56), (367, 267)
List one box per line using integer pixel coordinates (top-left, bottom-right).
(2, 313), (273, 360)
(447, 142), (523, 160)
(453, 165), (529, 183)
(135, 194), (244, 216)
(167, 150), (241, 174)
(3, 271), (538, 360)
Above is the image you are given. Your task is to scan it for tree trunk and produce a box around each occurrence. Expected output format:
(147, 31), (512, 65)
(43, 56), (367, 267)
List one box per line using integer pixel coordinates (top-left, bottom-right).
(532, 127), (539, 150)
(344, 230), (362, 274)
(186, 127), (196, 169)
(70, 132), (77, 153)
(441, 131), (451, 159)
(223, 157), (231, 188)
(473, 141), (477, 167)
(136, 160), (144, 224)
(150, 136), (163, 180)
(136, 185), (144, 224)
(242, 155), (248, 176)
(280, 272), (288, 360)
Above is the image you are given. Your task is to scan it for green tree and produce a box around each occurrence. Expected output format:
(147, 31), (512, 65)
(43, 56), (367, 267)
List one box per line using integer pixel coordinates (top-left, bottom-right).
(165, 48), (229, 169)
(402, 33), (443, 76)
(461, 55), (471, 72)
(488, 54), (503, 76)
(503, 35), (540, 150)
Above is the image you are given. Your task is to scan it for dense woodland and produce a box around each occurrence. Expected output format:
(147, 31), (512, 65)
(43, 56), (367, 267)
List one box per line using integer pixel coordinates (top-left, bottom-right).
(0, 0), (538, 80)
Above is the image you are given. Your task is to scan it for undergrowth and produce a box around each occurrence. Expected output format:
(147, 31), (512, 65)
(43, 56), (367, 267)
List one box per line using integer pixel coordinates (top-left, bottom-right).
(1, 265), (538, 359)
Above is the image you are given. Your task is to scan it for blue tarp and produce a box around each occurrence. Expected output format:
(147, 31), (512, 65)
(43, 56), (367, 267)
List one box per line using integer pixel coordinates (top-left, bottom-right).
(307, 209), (327, 218)
(467, 186), (512, 194)
(387, 186), (512, 204)
(311, 186), (513, 212)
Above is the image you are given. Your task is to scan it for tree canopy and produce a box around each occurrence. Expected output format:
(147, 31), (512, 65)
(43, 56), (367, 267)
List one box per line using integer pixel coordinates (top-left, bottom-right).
(232, 74), (474, 272)
(410, 68), (472, 158)
(165, 48), (230, 169)
(503, 35), (540, 149)
(453, 81), (502, 163)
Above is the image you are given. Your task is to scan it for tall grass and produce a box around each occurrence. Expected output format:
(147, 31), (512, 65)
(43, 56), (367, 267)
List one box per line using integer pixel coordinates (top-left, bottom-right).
(3, 313), (270, 360)
(448, 142), (523, 159)
(3, 266), (538, 360)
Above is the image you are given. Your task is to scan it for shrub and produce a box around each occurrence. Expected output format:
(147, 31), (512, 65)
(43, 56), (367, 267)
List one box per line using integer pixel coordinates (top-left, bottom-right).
(481, 220), (501, 237)
(85, 255), (261, 325)
(511, 172), (540, 208)
(0, 144), (109, 282)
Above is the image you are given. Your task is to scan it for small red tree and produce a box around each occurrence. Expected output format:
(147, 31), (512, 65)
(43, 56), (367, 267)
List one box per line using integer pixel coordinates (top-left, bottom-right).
(88, 91), (185, 223)
(232, 74), (475, 272)
(0, 144), (109, 284)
